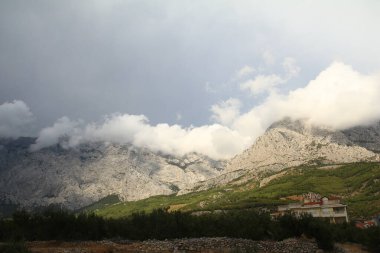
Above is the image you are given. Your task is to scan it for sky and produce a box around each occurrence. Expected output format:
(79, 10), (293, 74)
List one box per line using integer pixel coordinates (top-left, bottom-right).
(1, 1), (380, 159)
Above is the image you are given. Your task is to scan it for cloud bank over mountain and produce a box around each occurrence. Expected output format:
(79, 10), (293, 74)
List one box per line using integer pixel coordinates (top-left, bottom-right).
(232, 62), (380, 139)
(30, 114), (250, 159)
(0, 100), (35, 138)
(1, 61), (379, 159)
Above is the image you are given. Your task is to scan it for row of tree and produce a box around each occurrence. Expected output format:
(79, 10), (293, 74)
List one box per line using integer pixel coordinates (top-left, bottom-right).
(0, 207), (379, 252)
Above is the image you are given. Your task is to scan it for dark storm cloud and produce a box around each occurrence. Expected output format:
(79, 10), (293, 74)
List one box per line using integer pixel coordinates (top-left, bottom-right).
(0, 1), (261, 129)
(1, 1), (380, 159)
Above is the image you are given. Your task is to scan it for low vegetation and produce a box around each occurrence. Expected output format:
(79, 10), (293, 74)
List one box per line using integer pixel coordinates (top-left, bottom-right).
(89, 162), (380, 219)
(1, 162), (380, 252)
(1, 207), (380, 252)
(0, 241), (30, 253)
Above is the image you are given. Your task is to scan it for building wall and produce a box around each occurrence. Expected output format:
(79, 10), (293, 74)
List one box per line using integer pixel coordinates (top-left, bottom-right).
(277, 205), (348, 223)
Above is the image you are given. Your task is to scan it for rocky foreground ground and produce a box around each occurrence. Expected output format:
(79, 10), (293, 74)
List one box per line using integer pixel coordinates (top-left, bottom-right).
(26, 237), (368, 253)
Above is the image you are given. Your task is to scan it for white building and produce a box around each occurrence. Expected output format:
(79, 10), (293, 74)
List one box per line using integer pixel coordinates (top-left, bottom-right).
(276, 196), (349, 224)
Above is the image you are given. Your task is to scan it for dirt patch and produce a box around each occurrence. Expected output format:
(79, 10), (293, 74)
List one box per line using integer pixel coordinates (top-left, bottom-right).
(168, 204), (187, 212)
(259, 170), (288, 187)
(27, 241), (117, 253)
(317, 165), (343, 170)
(26, 237), (322, 253)
(336, 242), (369, 253)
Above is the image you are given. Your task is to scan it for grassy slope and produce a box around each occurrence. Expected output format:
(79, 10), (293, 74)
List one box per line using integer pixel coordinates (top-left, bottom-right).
(89, 162), (380, 219)
(77, 194), (121, 213)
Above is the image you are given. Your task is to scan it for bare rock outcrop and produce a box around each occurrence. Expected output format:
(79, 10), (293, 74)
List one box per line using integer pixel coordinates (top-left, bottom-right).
(343, 121), (380, 153)
(181, 119), (380, 194)
(0, 140), (224, 209)
(225, 119), (379, 175)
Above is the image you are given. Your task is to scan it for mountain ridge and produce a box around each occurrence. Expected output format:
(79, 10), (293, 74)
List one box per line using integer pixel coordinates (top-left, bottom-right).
(178, 118), (380, 194)
(1, 118), (379, 210)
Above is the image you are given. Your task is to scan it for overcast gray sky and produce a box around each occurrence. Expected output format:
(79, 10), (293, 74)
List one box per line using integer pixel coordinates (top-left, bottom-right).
(1, 1), (380, 158)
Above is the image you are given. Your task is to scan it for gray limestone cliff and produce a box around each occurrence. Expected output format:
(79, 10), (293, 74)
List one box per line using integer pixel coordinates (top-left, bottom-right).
(179, 118), (380, 194)
(225, 118), (379, 174)
(0, 139), (224, 209)
(343, 122), (380, 153)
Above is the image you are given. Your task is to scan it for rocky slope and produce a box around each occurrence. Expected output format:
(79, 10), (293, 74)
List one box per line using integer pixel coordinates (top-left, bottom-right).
(343, 121), (380, 153)
(0, 138), (224, 209)
(226, 118), (379, 174)
(180, 119), (380, 194)
(1, 118), (380, 209)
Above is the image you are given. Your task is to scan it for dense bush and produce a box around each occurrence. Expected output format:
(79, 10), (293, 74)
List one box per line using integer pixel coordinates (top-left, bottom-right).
(0, 241), (30, 253)
(362, 226), (380, 253)
(1, 208), (379, 252)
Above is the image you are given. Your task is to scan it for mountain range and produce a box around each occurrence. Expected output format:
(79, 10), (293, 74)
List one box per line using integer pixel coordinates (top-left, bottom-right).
(0, 118), (379, 211)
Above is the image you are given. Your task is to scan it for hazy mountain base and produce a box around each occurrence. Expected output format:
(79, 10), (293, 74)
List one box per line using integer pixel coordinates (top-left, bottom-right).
(88, 162), (380, 219)
(0, 139), (224, 210)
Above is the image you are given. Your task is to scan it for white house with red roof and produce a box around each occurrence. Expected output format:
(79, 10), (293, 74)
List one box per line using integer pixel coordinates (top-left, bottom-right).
(276, 193), (349, 224)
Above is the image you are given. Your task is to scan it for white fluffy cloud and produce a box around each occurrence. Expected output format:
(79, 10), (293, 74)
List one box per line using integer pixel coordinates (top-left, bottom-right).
(233, 61), (380, 139)
(26, 61), (380, 159)
(240, 57), (300, 95)
(30, 117), (82, 151)
(30, 113), (251, 160)
(281, 62), (380, 129)
(210, 98), (241, 127)
(0, 100), (35, 138)
(240, 74), (284, 95)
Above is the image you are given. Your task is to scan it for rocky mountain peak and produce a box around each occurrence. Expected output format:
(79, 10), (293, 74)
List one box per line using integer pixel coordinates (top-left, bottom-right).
(267, 117), (352, 146)
(267, 117), (309, 133)
(180, 119), (380, 195)
(225, 118), (379, 174)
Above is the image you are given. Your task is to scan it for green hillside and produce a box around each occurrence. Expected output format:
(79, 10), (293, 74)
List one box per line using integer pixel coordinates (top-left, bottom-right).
(87, 162), (380, 219)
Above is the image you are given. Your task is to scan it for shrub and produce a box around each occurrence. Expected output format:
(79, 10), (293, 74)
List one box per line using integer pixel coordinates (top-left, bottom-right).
(0, 241), (30, 253)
